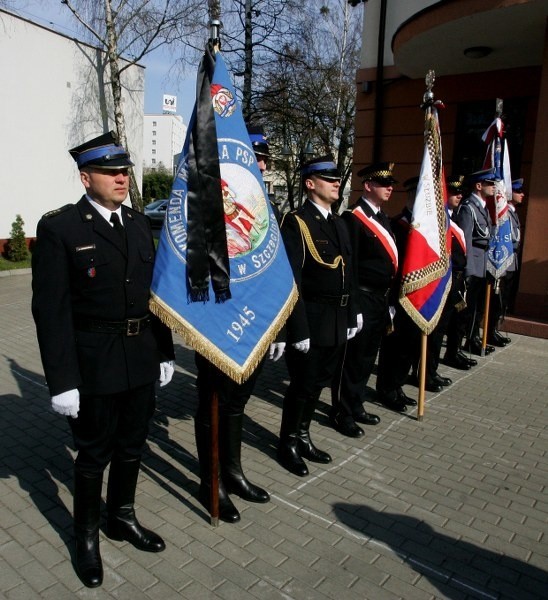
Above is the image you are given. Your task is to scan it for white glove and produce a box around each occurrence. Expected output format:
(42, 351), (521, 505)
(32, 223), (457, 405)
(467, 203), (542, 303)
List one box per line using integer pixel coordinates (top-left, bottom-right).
(159, 360), (175, 387)
(347, 327), (358, 340)
(51, 388), (80, 418)
(356, 313), (364, 333)
(389, 305), (396, 320)
(292, 338), (310, 353)
(269, 342), (286, 361)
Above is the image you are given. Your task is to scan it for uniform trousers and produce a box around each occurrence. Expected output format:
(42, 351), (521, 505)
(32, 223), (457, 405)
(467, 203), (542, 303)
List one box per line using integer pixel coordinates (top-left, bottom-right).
(194, 353), (263, 422)
(331, 289), (388, 418)
(69, 383), (156, 477)
(462, 275), (487, 342)
(376, 307), (420, 395)
(281, 343), (344, 440)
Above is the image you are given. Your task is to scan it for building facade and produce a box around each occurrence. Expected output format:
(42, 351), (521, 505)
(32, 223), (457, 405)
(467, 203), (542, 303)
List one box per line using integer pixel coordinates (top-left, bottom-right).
(0, 9), (144, 248)
(351, 0), (548, 327)
(143, 114), (186, 173)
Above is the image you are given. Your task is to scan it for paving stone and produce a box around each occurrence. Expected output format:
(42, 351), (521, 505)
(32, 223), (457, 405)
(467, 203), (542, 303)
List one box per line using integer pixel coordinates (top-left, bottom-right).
(1, 273), (547, 600)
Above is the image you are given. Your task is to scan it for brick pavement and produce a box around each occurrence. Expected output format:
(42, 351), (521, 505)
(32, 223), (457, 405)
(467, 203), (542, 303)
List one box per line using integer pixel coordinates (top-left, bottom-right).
(0, 272), (546, 599)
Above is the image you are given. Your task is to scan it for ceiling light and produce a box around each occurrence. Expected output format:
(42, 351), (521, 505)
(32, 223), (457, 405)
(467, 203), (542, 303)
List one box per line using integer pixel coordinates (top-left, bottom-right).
(463, 46), (493, 59)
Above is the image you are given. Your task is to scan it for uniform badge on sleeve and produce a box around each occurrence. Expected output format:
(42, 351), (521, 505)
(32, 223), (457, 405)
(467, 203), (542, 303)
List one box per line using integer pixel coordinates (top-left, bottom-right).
(87, 267), (97, 278)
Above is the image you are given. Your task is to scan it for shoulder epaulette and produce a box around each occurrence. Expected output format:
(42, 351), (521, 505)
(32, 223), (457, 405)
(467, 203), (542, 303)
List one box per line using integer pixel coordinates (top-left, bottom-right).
(43, 204), (73, 219)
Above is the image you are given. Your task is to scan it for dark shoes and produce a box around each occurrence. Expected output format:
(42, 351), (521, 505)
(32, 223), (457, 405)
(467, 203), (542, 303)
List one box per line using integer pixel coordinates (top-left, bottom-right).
(297, 434), (333, 462)
(488, 331), (511, 347)
(442, 352), (475, 370)
(75, 527), (103, 588)
(107, 506), (166, 552)
(463, 338), (495, 356)
(198, 484), (241, 523)
(377, 389), (408, 412)
(277, 440), (309, 477)
(353, 410), (381, 426)
(432, 374), (452, 387)
(330, 414), (364, 438)
(223, 473), (270, 504)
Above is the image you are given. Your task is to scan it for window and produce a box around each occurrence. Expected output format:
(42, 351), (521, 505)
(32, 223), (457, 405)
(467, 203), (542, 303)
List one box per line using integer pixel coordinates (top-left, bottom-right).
(152, 130), (157, 136)
(152, 140), (156, 145)
(453, 98), (527, 177)
(152, 159), (156, 164)
(152, 121), (157, 126)
(152, 149), (156, 155)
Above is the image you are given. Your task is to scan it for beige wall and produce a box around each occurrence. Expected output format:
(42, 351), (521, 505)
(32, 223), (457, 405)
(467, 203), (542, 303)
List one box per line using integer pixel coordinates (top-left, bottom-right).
(0, 10), (144, 240)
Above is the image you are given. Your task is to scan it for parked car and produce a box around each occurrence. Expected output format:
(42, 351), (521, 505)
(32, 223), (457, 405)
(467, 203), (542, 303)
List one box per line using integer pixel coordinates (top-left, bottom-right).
(144, 199), (168, 228)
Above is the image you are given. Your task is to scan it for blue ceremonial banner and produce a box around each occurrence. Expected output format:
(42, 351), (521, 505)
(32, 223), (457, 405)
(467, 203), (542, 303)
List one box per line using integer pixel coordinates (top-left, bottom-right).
(149, 48), (297, 383)
(482, 118), (514, 280)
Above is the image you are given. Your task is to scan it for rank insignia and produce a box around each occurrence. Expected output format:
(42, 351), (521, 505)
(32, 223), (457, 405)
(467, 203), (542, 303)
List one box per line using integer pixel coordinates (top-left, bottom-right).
(87, 267), (96, 278)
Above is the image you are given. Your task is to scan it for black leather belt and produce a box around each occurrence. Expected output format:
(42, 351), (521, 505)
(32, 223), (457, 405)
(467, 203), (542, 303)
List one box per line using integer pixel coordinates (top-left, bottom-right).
(359, 285), (390, 298)
(74, 315), (151, 336)
(305, 294), (349, 307)
(472, 242), (488, 249)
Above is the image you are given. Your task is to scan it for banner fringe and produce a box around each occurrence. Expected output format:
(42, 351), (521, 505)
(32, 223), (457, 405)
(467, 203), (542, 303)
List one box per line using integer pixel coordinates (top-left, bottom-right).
(150, 284), (298, 384)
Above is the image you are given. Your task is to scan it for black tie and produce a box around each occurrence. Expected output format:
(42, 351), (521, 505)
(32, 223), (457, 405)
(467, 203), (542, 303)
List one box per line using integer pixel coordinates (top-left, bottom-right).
(376, 210), (390, 230)
(110, 212), (126, 244)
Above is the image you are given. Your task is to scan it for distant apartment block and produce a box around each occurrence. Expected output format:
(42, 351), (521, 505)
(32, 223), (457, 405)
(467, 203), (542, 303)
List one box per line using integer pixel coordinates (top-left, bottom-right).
(143, 114), (186, 172)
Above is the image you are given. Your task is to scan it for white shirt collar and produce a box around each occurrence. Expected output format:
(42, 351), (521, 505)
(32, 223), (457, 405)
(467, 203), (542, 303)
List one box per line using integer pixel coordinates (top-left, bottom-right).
(471, 193), (486, 209)
(362, 197), (380, 214)
(310, 200), (332, 220)
(86, 196), (124, 226)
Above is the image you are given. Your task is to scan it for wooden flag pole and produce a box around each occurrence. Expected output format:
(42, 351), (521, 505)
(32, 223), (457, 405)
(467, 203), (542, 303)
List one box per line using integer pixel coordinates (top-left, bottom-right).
(417, 333), (427, 422)
(481, 282), (492, 357)
(209, 386), (220, 527)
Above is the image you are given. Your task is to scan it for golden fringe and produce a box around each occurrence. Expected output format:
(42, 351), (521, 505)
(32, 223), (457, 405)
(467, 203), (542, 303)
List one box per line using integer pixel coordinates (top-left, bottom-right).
(149, 283), (299, 384)
(399, 275), (452, 335)
(400, 256), (450, 296)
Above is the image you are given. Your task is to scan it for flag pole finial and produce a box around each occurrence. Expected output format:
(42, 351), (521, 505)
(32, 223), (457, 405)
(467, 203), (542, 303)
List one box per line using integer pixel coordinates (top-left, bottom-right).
(421, 69), (445, 111)
(495, 98), (504, 118)
(209, 19), (221, 48)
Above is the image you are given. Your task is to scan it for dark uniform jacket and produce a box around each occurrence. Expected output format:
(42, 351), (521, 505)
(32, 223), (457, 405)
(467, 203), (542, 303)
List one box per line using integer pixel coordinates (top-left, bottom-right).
(508, 206), (521, 272)
(281, 200), (357, 347)
(342, 198), (397, 293)
(455, 193), (493, 278)
(32, 197), (174, 397)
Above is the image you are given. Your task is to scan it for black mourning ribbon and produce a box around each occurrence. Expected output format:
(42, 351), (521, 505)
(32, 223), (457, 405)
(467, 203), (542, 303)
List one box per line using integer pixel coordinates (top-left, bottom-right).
(185, 41), (231, 303)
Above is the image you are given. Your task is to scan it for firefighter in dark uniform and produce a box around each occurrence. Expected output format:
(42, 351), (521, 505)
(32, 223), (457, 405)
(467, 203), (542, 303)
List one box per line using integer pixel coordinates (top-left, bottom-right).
(375, 177), (423, 404)
(455, 168), (497, 356)
(332, 162), (406, 427)
(277, 156), (358, 477)
(194, 125), (276, 524)
(31, 132), (175, 588)
(442, 176), (478, 370)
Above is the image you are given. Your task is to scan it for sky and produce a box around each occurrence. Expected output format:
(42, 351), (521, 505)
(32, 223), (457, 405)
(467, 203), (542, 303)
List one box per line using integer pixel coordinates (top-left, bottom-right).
(13, 1), (197, 124)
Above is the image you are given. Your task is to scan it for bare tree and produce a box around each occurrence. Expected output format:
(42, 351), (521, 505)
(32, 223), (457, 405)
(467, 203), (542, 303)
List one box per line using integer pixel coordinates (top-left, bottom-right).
(257, 0), (362, 210)
(61, 0), (207, 210)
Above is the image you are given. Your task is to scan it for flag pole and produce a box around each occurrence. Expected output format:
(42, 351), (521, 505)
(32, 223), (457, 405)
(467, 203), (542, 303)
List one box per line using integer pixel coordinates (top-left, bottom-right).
(207, 8), (221, 528)
(418, 333), (427, 422)
(415, 69), (436, 422)
(481, 282), (491, 357)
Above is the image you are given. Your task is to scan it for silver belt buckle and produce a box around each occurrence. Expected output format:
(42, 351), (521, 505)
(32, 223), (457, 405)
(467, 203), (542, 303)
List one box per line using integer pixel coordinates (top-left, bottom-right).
(126, 318), (140, 336)
(340, 294), (349, 307)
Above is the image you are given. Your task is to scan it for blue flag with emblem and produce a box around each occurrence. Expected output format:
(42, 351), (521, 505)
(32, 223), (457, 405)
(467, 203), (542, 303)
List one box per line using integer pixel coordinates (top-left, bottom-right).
(149, 46), (297, 383)
(482, 118), (514, 280)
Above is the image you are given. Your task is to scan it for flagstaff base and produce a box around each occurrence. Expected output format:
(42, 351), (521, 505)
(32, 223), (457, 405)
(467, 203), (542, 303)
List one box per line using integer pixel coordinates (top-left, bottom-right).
(210, 516), (219, 527)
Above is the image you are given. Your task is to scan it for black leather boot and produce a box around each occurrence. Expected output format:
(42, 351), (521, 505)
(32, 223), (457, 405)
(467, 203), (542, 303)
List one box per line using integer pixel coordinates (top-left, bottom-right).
(297, 399), (331, 464)
(220, 413), (269, 503)
(106, 458), (165, 552)
(73, 470), (103, 588)
(277, 394), (308, 476)
(195, 420), (241, 523)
